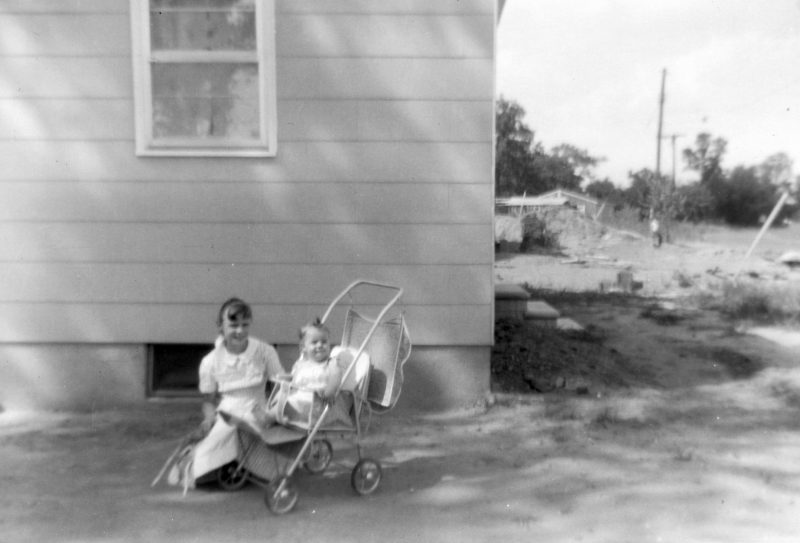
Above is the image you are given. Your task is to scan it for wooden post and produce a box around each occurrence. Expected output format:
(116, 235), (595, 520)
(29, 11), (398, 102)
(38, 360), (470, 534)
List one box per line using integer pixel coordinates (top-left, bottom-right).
(744, 191), (789, 260)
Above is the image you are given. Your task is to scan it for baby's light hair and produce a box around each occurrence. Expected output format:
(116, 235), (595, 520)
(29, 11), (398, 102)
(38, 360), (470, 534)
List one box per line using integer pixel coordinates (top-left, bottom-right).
(299, 317), (330, 341)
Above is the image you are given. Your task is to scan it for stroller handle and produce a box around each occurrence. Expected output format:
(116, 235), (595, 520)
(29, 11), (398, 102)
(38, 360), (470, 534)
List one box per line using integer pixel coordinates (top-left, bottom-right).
(320, 280), (403, 324)
(320, 280), (404, 396)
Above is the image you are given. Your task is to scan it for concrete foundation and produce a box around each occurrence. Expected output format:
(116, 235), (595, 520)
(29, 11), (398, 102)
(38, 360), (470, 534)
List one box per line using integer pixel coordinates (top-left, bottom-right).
(0, 343), (490, 413)
(0, 344), (147, 411)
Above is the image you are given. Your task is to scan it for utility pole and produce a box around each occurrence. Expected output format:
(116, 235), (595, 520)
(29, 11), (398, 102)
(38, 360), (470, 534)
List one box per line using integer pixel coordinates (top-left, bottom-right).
(655, 69), (666, 181)
(662, 133), (684, 190)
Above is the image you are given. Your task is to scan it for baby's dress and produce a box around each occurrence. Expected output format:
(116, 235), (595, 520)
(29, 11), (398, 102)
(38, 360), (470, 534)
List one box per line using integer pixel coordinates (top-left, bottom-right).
(269, 348), (352, 428)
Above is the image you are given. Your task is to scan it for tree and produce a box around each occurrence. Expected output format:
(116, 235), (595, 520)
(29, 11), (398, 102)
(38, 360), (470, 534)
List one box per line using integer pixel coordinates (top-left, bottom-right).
(585, 179), (618, 201)
(759, 152), (793, 187)
(529, 151), (582, 192)
(495, 96), (538, 196)
(682, 132), (729, 218)
(717, 166), (776, 226)
(672, 182), (715, 223)
(682, 132), (727, 183)
(549, 144), (605, 185)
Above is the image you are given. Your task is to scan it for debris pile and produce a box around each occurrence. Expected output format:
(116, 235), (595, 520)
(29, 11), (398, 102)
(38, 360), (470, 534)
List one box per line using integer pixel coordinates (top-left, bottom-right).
(491, 317), (651, 395)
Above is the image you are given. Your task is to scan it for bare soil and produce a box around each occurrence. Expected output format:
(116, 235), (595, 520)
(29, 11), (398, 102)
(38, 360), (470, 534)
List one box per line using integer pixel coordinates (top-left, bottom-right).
(2, 220), (800, 542)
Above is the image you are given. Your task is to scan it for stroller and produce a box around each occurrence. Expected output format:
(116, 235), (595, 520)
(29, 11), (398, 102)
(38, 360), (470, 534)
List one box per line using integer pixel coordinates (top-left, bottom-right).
(216, 280), (410, 514)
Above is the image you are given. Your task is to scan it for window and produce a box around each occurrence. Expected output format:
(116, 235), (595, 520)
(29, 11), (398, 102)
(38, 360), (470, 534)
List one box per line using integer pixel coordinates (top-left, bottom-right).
(148, 343), (210, 396)
(130, 0), (277, 157)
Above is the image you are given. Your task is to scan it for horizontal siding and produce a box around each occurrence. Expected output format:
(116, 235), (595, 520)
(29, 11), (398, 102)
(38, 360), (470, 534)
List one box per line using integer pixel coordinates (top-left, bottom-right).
(0, 99), (491, 143)
(279, 99), (491, 143)
(0, 303), (493, 345)
(0, 57), (132, 99)
(0, 57), (493, 100)
(0, 14), (129, 56)
(0, 99), (133, 140)
(0, 182), (492, 224)
(277, 14), (493, 58)
(277, 58), (493, 100)
(0, 263), (492, 305)
(0, 0), (495, 347)
(0, 12), (491, 59)
(0, 1), (128, 13)
(0, 141), (492, 183)
(0, 0), (491, 15)
(276, 0), (493, 15)
(0, 224), (491, 265)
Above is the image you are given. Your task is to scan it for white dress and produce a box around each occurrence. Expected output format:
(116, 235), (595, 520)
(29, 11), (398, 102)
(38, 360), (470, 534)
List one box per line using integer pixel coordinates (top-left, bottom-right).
(190, 338), (282, 481)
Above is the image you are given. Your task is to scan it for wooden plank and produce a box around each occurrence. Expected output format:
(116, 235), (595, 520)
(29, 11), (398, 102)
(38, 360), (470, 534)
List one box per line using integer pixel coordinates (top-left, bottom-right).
(0, 302), (493, 345)
(1, 98), (490, 143)
(0, 181), (491, 224)
(0, 0), (492, 15)
(276, 0), (493, 15)
(0, 0), (128, 13)
(0, 263), (492, 305)
(277, 14), (493, 58)
(0, 141), (492, 183)
(0, 99), (133, 140)
(0, 14), (129, 56)
(279, 99), (491, 143)
(277, 58), (493, 100)
(0, 223), (492, 265)
(0, 56), (492, 100)
(0, 58), (133, 99)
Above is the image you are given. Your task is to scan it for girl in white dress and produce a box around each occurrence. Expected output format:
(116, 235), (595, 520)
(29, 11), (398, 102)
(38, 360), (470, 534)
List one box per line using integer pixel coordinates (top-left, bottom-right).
(169, 298), (283, 491)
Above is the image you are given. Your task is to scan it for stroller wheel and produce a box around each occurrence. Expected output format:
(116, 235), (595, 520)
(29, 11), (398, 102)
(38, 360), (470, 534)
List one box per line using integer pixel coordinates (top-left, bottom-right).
(303, 439), (333, 474)
(265, 477), (298, 515)
(351, 459), (382, 495)
(217, 461), (248, 491)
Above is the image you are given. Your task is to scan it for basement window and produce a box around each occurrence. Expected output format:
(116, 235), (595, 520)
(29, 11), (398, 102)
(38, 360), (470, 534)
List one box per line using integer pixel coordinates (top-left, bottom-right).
(130, 0), (277, 157)
(148, 343), (212, 397)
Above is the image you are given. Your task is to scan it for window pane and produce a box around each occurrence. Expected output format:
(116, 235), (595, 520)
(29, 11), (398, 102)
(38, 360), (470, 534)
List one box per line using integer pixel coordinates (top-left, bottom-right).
(150, 0), (256, 51)
(151, 63), (260, 140)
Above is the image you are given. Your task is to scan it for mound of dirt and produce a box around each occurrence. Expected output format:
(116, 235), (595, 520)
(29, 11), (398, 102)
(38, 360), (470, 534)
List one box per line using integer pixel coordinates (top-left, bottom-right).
(491, 317), (657, 395)
(515, 207), (643, 255)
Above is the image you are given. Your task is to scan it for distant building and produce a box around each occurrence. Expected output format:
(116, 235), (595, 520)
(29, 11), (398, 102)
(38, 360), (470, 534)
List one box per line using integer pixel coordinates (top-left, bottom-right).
(535, 189), (600, 217)
(495, 195), (569, 216)
(496, 189), (599, 217)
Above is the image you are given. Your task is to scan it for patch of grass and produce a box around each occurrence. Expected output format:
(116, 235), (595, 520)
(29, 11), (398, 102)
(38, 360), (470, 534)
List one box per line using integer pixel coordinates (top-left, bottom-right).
(716, 280), (800, 324)
(522, 286), (640, 307)
(639, 304), (686, 326)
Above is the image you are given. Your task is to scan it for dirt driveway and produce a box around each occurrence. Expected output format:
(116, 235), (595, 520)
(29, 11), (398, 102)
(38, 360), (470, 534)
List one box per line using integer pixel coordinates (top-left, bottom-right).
(2, 224), (800, 542)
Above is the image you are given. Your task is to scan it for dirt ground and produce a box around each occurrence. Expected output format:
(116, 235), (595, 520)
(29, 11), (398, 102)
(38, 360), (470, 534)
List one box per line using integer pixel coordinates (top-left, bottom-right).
(2, 221), (800, 542)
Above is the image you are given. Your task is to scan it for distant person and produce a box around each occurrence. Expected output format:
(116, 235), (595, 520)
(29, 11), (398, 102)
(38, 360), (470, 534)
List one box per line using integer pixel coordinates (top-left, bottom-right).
(650, 214), (662, 248)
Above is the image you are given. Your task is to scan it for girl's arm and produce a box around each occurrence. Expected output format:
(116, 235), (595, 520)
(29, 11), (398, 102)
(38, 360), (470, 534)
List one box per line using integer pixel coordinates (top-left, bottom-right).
(200, 390), (219, 431)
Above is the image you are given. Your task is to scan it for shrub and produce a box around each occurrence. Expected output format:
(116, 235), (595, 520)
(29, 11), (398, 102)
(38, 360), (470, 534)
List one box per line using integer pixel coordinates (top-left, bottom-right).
(717, 280), (800, 324)
(519, 213), (559, 252)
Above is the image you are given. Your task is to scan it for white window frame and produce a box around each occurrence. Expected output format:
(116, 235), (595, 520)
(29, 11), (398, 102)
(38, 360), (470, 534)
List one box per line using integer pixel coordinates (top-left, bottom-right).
(129, 0), (277, 157)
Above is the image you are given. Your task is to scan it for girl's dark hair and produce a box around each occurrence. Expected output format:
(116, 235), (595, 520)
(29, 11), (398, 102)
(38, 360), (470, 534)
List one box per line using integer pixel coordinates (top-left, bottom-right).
(299, 317), (329, 341)
(217, 297), (252, 327)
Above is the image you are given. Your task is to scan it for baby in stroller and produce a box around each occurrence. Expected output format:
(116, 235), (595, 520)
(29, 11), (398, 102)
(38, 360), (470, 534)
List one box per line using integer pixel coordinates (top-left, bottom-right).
(267, 318), (355, 430)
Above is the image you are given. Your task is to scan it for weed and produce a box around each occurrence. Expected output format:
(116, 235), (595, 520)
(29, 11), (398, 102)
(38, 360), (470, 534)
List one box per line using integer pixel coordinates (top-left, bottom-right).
(590, 407), (619, 428)
(672, 446), (695, 462)
(717, 280), (800, 324)
(640, 304), (685, 326)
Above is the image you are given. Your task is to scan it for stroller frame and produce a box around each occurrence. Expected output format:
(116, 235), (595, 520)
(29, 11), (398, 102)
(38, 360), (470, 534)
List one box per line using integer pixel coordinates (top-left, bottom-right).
(229, 280), (410, 514)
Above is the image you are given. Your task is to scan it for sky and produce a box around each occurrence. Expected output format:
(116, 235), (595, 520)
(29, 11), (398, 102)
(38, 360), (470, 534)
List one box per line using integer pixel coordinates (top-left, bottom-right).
(497, 0), (800, 187)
